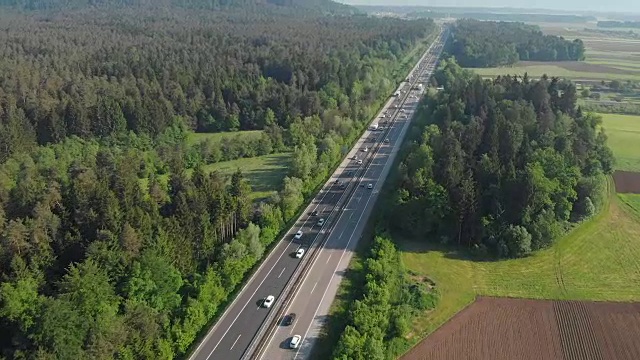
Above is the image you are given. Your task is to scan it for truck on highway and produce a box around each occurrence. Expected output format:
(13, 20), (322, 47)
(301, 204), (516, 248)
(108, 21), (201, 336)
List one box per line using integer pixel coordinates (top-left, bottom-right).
(370, 123), (378, 131)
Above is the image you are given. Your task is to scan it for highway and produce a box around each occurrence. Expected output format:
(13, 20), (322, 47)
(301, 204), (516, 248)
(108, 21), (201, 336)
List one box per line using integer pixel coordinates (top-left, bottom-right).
(254, 28), (447, 360)
(188, 27), (447, 360)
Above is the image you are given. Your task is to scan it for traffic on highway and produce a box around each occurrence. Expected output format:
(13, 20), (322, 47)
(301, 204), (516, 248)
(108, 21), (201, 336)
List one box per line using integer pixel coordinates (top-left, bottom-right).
(255, 28), (448, 360)
(189, 27), (448, 360)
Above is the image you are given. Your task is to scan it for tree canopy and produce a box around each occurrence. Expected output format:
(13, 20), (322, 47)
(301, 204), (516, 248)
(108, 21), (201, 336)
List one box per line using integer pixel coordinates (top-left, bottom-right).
(0, 5), (437, 359)
(449, 19), (586, 67)
(0, 0), (356, 12)
(0, 7), (432, 162)
(598, 21), (640, 29)
(390, 59), (612, 258)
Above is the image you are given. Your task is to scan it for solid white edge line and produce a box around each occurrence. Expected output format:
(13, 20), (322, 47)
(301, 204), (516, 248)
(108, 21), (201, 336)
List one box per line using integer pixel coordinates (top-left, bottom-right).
(289, 35), (447, 360)
(246, 29), (448, 360)
(202, 170), (341, 359)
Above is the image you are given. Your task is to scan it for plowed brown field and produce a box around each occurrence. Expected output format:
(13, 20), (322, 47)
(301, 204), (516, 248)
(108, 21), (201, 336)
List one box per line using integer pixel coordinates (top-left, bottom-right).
(613, 171), (640, 194)
(401, 297), (640, 360)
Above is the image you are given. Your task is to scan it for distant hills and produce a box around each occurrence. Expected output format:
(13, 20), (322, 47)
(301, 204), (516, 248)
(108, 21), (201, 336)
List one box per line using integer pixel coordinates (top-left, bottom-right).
(0, 0), (356, 13)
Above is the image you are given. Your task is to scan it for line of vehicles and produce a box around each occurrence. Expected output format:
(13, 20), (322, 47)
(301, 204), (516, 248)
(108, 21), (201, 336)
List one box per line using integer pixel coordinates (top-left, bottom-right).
(191, 30), (447, 360)
(250, 30), (448, 359)
(260, 58), (432, 352)
(258, 173), (372, 326)
(261, 297), (299, 348)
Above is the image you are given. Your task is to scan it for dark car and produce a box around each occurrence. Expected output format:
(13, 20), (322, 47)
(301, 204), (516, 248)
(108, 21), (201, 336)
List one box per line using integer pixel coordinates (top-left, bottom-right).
(311, 210), (318, 216)
(284, 313), (297, 326)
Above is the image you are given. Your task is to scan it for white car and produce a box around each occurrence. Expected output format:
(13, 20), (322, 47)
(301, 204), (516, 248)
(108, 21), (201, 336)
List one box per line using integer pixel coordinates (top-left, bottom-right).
(362, 147), (368, 152)
(317, 218), (325, 226)
(296, 248), (305, 258)
(294, 230), (303, 240)
(384, 138), (390, 143)
(367, 183), (373, 189)
(290, 335), (302, 349)
(357, 160), (363, 165)
(263, 295), (275, 308)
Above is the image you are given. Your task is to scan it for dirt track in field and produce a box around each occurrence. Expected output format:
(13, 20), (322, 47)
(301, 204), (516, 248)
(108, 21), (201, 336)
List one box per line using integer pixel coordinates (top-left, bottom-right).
(401, 297), (640, 360)
(613, 171), (640, 193)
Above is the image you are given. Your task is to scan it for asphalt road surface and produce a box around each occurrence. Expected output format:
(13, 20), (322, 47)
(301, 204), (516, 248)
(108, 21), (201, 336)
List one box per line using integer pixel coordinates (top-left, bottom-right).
(255, 29), (448, 360)
(189, 28), (448, 360)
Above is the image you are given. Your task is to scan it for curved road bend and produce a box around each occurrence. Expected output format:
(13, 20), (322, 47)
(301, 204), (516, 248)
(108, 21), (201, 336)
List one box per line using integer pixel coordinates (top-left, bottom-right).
(188, 28), (448, 360)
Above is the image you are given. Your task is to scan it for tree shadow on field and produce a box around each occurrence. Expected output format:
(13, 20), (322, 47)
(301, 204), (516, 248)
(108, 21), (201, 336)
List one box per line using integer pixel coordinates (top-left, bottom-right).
(399, 238), (504, 263)
(245, 167), (288, 193)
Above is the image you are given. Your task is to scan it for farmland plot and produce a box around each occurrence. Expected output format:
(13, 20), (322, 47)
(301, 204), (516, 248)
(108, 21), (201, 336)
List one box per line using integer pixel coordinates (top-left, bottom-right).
(401, 297), (640, 360)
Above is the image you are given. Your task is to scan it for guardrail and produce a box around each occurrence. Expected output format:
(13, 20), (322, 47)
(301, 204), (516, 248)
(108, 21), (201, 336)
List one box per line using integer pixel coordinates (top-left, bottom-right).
(240, 153), (365, 359)
(244, 29), (447, 360)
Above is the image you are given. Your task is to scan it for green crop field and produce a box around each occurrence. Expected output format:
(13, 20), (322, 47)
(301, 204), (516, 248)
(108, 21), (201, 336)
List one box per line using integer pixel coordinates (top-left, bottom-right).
(619, 193), (640, 217)
(470, 62), (640, 82)
(600, 113), (640, 172)
(399, 179), (640, 345)
(203, 152), (292, 200)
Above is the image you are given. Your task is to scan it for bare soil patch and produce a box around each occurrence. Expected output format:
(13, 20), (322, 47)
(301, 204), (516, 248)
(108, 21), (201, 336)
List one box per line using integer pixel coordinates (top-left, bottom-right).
(401, 297), (640, 360)
(614, 171), (640, 194)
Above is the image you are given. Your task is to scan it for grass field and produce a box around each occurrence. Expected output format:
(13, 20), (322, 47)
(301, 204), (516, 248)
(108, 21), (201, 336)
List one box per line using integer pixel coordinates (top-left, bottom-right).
(399, 179), (640, 345)
(203, 152), (291, 200)
(600, 113), (640, 172)
(205, 153), (291, 200)
(470, 62), (640, 82)
(140, 152), (291, 201)
(467, 24), (640, 82)
(619, 194), (640, 216)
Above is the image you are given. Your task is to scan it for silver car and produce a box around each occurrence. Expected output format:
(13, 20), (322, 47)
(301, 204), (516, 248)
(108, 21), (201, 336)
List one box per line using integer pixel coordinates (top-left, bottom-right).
(290, 335), (302, 349)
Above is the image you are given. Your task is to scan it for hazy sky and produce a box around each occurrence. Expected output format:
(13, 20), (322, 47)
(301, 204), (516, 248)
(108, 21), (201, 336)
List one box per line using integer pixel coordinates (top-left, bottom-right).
(339, 0), (640, 14)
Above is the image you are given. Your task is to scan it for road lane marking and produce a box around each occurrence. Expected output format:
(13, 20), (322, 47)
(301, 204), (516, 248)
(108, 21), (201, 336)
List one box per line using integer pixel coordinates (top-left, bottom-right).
(326, 254), (332, 264)
(310, 281), (318, 294)
(254, 37), (446, 360)
(291, 47), (443, 359)
(278, 267), (286, 278)
(203, 151), (345, 359)
(230, 335), (241, 351)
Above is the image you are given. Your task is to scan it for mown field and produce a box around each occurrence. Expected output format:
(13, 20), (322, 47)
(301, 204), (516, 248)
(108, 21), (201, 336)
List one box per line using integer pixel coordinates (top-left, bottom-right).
(203, 152), (292, 200)
(471, 62), (640, 81)
(600, 113), (640, 172)
(467, 24), (640, 81)
(140, 152), (291, 201)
